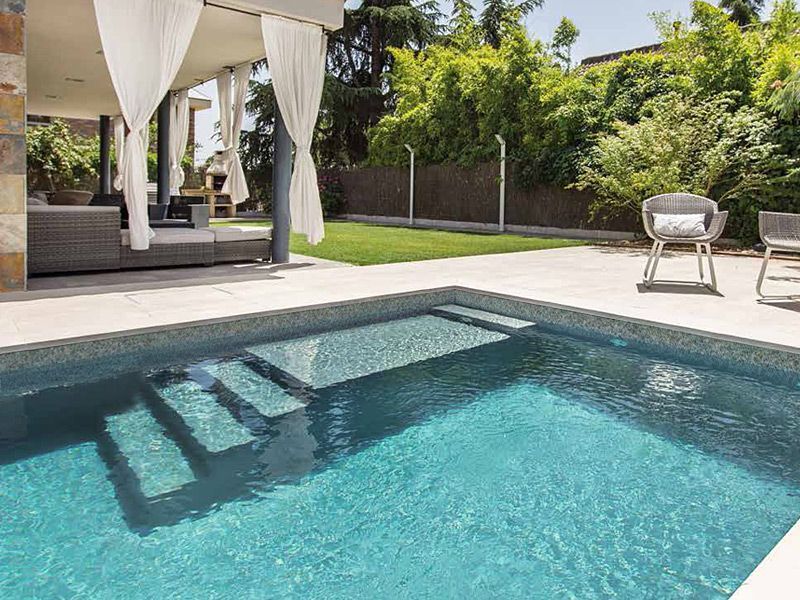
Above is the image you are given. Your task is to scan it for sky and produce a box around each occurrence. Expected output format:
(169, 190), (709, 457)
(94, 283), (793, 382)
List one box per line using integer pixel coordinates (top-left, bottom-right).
(192, 0), (773, 164)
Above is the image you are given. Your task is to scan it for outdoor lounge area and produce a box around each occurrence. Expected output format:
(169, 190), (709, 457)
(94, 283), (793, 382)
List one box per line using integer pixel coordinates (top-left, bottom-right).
(27, 204), (271, 273)
(1, 1), (800, 599)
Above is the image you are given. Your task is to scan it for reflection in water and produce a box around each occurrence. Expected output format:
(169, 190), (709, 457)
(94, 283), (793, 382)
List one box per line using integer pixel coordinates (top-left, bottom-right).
(0, 397), (26, 443)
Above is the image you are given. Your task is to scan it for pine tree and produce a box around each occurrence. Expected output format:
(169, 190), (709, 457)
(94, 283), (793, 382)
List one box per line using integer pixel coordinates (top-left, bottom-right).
(718, 0), (765, 25)
(241, 0), (442, 184)
(479, 0), (544, 48)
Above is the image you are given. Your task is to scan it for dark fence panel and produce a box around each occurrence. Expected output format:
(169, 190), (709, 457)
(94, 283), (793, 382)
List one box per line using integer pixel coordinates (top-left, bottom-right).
(337, 163), (639, 233)
(339, 166), (409, 218)
(415, 163), (498, 223)
(505, 164), (639, 231)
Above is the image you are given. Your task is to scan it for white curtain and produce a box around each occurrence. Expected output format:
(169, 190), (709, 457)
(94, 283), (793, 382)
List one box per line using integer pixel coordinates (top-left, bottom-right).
(261, 15), (328, 245)
(217, 63), (252, 205)
(169, 89), (190, 193)
(112, 116), (125, 191)
(93, 0), (202, 250)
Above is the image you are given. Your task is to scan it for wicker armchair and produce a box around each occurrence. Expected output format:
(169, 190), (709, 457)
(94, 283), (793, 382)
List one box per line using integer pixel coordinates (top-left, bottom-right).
(756, 211), (800, 297)
(642, 193), (728, 291)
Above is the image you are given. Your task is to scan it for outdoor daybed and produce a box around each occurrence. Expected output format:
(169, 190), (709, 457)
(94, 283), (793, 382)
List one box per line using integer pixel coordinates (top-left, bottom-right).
(27, 205), (271, 274)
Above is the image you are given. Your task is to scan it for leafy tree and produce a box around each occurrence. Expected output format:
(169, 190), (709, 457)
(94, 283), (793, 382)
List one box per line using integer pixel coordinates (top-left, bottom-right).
(768, 69), (800, 120)
(663, 1), (756, 102)
(479, 0), (544, 48)
(718, 0), (764, 25)
(551, 17), (580, 70)
(368, 29), (548, 166)
(756, 1), (800, 118)
(26, 119), (98, 191)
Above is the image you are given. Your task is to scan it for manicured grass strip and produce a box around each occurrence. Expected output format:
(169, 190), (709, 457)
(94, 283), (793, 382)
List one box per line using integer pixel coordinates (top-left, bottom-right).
(212, 220), (584, 266)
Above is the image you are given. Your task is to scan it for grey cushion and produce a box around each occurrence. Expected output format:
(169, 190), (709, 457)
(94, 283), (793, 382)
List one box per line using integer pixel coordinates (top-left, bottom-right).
(121, 228), (214, 246)
(209, 226), (272, 242)
(27, 204), (120, 213)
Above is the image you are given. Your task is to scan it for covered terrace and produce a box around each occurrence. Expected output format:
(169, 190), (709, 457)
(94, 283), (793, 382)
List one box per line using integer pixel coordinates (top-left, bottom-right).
(0, 0), (344, 291)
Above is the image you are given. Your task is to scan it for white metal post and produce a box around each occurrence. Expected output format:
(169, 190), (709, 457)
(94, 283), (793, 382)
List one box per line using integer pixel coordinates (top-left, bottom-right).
(495, 134), (506, 232)
(404, 144), (415, 225)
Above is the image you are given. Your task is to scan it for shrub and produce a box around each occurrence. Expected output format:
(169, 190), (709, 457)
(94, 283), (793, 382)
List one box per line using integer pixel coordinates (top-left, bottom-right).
(575, 93), (798, 241)
(26, 119), (98, 191)
(318, 173), (345, 216)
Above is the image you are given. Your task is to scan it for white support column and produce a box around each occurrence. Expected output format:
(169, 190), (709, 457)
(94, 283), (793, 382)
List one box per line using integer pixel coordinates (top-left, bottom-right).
(404, 144), (415, 225)
(495, 134), (506, 232)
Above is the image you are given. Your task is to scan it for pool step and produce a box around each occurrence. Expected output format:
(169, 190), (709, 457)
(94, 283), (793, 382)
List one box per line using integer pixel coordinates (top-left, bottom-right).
(431, 305), (535, 330)
(154, 380), (256, 454)
(105, 407), (196, 499)
(246, 314), (509, 389)
(204, 360), (306, 419)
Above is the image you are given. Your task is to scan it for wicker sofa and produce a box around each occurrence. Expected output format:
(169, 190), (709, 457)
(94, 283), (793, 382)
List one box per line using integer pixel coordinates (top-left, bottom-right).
(27, 205), (271, 275)
(28, 205), (121, 274)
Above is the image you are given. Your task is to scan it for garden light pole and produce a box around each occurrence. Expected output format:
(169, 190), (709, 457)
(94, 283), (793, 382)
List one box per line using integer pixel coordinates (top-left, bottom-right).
(495, 134), (506, 232)
(405, 144), (415, 225)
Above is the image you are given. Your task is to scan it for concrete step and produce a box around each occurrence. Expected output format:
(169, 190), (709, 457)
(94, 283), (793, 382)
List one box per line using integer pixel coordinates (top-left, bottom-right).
(105, 407), (195, 499)
(246, 314), (509, 389)
(155, 380), (255, 454)
(204, 360), (306, 418)
(432, 304), (535, 330)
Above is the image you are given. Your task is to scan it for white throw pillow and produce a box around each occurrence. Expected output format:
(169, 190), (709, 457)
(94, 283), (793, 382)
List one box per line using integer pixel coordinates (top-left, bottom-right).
(27, 196), (48, 205)
(652, 213), (706, 238)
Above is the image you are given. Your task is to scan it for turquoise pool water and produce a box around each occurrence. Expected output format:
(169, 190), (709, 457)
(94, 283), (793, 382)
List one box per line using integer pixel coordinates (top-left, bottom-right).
(1, 307), (799, 598)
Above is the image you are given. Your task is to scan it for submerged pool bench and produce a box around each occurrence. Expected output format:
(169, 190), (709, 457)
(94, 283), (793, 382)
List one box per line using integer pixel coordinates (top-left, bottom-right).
(27, 205), (271, 274)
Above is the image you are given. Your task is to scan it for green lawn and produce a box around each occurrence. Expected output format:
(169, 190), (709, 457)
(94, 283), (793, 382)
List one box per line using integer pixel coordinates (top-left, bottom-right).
(213, 220), (584, 266)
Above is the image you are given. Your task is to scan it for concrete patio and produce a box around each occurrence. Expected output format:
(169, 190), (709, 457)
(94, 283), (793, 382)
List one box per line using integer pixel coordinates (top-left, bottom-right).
(0, 245), (798, 353)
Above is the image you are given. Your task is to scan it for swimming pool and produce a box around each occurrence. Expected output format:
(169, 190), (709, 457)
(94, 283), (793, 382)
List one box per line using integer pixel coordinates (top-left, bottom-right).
(1, 304), (799, 598)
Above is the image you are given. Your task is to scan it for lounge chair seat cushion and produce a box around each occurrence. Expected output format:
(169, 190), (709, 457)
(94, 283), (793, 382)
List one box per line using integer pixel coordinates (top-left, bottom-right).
(210, 226), (272, 243)
(121, 228), (214, 246)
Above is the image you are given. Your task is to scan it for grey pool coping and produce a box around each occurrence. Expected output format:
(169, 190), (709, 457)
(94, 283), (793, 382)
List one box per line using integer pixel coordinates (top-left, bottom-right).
(2, 285), (799, 392)
(1, 284), (799, 597)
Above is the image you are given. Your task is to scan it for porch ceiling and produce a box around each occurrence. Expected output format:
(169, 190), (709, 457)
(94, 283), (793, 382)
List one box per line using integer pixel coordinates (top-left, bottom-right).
(27, 0), (343, 120)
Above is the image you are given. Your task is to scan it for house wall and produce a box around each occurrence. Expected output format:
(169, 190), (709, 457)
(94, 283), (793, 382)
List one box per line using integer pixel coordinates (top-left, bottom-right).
(0, 0), (26, 291)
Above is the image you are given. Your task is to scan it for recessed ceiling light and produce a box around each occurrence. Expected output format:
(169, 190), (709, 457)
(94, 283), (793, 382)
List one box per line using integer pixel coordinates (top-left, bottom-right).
(65, 77), (85, 83)
(45, 94), (60, 99)
(96, 50), (103, 55)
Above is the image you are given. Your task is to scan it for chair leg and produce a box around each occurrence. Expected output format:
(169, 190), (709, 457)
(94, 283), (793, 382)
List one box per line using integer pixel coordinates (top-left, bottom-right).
(645, 242), (663, 288)
(756, 248), (771, 297)
(643, 240), (658, 282)
(704, 244), (717, 291)
(695, 244), (704, 284)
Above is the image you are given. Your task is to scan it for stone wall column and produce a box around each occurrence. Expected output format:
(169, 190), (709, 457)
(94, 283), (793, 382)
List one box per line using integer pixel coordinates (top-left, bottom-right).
(0, 0), (26, 291)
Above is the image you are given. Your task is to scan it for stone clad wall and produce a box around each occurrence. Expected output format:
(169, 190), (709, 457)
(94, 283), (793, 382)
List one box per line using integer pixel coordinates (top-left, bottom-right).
(0, 0), (26, 291)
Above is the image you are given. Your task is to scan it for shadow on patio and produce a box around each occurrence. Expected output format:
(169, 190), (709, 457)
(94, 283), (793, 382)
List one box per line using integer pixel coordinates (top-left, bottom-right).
(0, 254), (349, 301)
